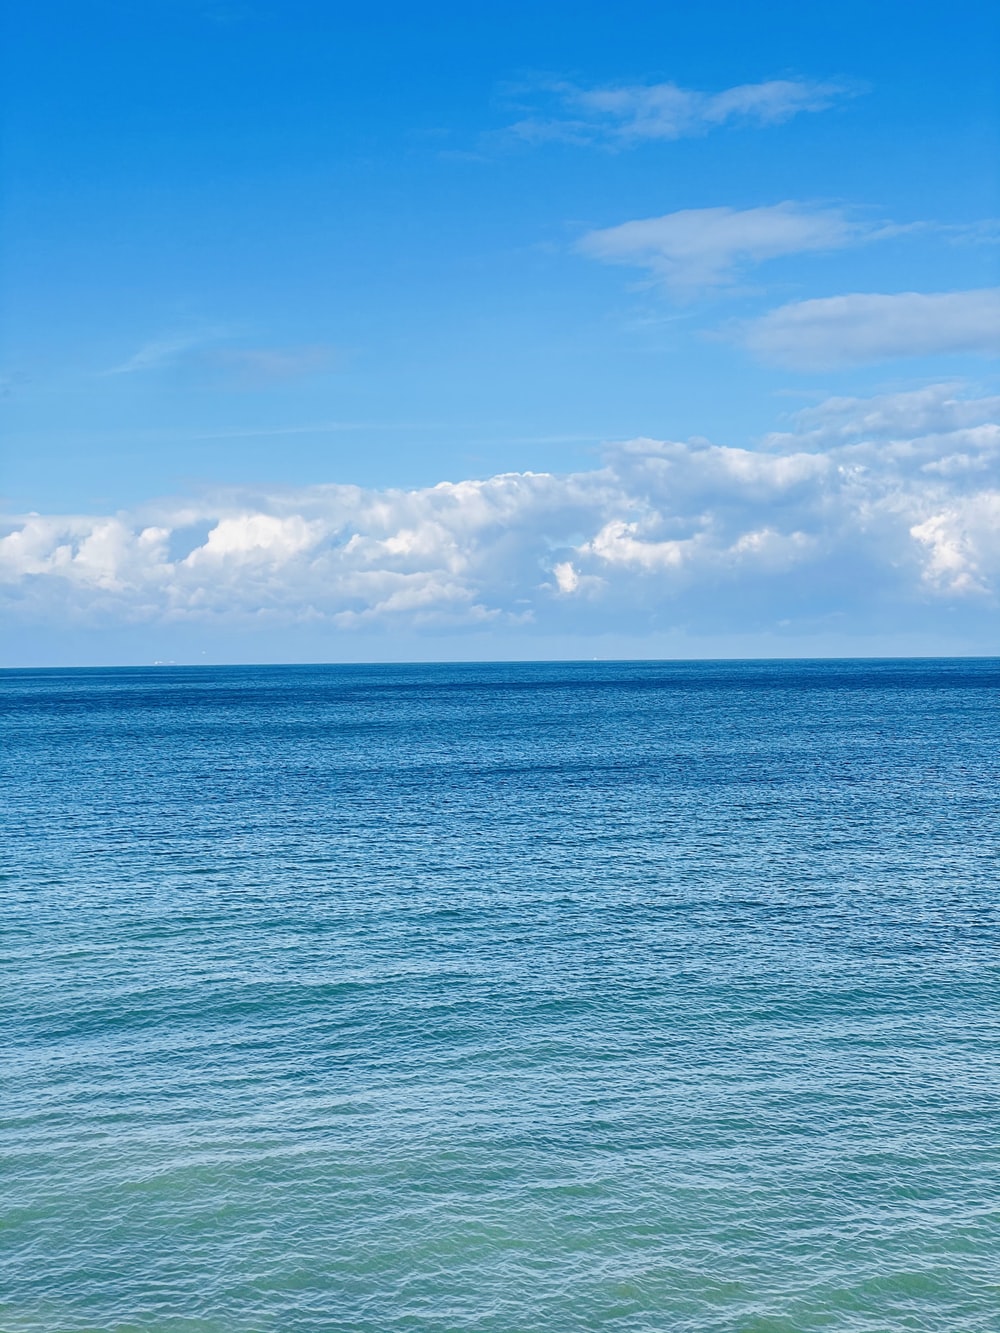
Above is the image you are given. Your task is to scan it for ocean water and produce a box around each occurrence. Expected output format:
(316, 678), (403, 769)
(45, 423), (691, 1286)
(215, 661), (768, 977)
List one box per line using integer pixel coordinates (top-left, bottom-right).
(2, 659), (999, 1333)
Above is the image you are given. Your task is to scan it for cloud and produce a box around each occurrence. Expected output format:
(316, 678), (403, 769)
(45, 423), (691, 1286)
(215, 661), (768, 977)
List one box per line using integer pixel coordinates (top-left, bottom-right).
(763, 384), (1000, 450)
(105, 334), (337, 385)
(509, 77), (850, 145)
(206, 345), (337, 384)
(579, 203), (863, 295)
(741, 288), (1000, 368)
(105, 332), (216, 375)
(3, 387), (998, 637)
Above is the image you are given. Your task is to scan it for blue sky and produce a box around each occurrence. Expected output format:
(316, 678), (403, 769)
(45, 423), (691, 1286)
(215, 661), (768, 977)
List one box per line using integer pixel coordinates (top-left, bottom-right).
(2, 0), (999, 663)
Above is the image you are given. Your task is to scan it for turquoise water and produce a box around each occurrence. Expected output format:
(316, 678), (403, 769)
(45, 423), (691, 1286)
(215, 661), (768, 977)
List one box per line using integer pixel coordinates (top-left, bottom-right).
(2, 660), (999, 1332)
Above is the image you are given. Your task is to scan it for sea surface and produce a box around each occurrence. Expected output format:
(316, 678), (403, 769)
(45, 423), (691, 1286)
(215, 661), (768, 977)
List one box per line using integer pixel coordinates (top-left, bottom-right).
(2, 659), (999, 1333)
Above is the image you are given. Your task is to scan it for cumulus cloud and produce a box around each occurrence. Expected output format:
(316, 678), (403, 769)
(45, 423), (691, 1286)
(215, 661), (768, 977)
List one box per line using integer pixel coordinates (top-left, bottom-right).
(741, 288), (1000, 368)
(509, 77), (849, 145)
(579, 203), (865, 295)
(3, 387), (998, 637)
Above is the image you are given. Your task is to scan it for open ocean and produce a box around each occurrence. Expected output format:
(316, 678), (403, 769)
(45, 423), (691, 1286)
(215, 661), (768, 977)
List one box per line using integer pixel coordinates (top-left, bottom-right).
(2, 659), (999, 1333)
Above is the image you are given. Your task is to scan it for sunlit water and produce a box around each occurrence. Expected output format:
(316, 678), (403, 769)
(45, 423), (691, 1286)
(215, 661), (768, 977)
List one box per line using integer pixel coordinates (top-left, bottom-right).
(3, 660), (999, 1332)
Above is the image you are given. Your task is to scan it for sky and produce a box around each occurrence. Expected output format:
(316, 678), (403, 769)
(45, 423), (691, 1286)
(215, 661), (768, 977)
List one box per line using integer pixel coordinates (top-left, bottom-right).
(2, 0), (999, 664)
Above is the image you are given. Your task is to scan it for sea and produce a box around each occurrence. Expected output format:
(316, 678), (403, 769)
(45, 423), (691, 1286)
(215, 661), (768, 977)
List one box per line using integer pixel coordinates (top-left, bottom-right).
(2, 659), (998, 1333)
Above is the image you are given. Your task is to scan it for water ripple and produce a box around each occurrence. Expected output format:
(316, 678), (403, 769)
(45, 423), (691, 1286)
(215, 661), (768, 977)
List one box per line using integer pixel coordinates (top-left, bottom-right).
(2, 661), (999, 1331)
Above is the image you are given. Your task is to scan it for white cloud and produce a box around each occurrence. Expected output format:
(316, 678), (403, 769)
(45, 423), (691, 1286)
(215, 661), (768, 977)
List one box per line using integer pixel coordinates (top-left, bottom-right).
(552, 561), (580, 593)
(510, 77), (849, 145)
(741, 288), (1000, 368)
(2, 387), (998, 637)
(765, 384), (1000, 446)
(185, 514), (324, 563)
(579, 203), (860, 295)
(909, 498), (1000, 595)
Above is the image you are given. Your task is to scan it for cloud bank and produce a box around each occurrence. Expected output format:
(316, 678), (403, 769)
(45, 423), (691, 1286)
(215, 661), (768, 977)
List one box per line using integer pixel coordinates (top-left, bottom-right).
(510, 77), (849, 145)
(3, 388), (998, 641)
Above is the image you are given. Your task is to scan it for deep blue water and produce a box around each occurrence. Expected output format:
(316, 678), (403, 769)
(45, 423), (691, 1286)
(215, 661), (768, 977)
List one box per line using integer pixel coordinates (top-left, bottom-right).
(2, 659), (999, 1332)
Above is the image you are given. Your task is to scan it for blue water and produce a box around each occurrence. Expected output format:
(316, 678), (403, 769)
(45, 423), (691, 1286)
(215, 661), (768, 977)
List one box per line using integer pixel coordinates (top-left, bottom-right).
(3, 660), (999, 1332)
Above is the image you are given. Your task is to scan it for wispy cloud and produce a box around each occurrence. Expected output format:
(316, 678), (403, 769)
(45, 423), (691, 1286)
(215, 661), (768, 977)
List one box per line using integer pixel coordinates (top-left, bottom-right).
(578, 203), (869, 296)
(205, 345), (338, 386)
(508, 76), (853, 146)
(104, 332), (219, 376)
(104, 333), (338, 385)
(740, 288), (1000, 368)
(3, 387), (998, 633)
(763, 384), (1000, 450)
